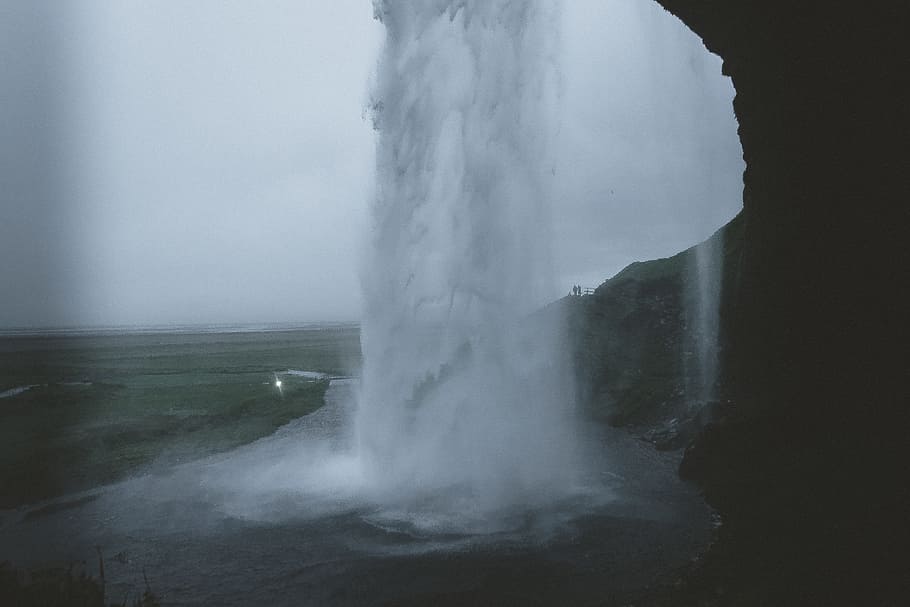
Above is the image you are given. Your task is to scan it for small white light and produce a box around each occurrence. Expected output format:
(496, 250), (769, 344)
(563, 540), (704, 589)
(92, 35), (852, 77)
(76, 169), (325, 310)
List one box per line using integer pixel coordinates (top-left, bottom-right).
(275, 380), (282, 388)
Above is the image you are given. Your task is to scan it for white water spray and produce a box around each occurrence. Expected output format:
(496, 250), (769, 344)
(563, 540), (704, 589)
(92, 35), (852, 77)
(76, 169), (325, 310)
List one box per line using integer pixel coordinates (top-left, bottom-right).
(684, 224), (724, 408)
(357, 1), (582, 513)
(692, 236), (721, 403)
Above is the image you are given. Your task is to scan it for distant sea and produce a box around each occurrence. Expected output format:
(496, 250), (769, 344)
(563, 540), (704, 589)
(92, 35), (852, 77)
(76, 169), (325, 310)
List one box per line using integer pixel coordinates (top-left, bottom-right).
(0, 321), (360, 338)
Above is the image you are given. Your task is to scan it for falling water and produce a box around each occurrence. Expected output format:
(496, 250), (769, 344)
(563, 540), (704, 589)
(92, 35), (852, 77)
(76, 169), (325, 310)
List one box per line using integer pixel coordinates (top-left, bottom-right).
(357, 1), (582, 514)
(686, 229), (723, 406)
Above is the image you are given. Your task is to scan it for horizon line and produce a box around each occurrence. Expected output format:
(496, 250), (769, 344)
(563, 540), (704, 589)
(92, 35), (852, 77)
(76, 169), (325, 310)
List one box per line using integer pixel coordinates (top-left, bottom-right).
(0, 320), (361, 337)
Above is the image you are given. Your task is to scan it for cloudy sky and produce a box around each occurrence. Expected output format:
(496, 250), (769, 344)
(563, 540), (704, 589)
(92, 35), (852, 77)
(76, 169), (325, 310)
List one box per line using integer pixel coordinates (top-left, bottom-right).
(0, 0), (742, 328)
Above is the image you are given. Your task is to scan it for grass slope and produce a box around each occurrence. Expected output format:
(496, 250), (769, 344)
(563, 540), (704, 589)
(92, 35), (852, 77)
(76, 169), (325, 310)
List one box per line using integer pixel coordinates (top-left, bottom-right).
(567, 212), (744, 437)
(0, 327), (360, 509)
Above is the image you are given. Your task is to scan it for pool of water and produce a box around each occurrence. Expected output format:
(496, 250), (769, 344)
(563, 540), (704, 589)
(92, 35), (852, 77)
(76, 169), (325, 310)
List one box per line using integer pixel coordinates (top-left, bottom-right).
(0, 381), (712, 606)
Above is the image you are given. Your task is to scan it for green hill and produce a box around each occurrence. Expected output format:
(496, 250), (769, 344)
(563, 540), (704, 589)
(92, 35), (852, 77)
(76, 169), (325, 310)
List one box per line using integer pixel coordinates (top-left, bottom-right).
(566, 211), (744, 447)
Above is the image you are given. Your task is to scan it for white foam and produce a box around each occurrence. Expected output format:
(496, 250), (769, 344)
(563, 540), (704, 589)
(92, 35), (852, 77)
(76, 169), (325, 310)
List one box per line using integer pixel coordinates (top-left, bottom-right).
(0, 385), (38, 399)
(284, 370), (329, 380)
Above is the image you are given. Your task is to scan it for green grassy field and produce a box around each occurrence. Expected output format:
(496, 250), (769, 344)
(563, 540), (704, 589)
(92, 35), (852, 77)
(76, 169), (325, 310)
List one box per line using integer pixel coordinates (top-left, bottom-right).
(0, 326), (361, 509)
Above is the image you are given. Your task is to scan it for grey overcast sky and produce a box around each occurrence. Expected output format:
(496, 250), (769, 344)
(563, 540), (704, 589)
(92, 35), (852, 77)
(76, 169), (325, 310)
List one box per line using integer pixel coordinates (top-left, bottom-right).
(0, 0), (742, 328)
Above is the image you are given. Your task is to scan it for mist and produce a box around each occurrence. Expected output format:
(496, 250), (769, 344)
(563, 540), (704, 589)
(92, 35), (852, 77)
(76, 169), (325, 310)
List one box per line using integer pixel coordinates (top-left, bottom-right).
(0, 0), (741, 327)
(0, 2), (745, 601)
(353, 0), (590, 524)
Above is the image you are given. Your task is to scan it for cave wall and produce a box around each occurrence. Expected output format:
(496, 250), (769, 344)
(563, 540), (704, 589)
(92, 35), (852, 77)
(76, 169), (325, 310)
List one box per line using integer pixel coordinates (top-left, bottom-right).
(644, 1), (906, 603)
(653, 0), (903, 407)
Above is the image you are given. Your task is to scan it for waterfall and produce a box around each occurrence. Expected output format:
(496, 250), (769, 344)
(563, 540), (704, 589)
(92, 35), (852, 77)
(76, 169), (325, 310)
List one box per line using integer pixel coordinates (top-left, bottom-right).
(686, 227), (723, 407)
(356, 1), (581, 512)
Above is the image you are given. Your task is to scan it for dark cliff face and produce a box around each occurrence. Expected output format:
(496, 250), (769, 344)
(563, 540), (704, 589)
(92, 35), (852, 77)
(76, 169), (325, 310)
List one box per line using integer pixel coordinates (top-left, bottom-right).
(640, 2), (906, 604)
(569, 213), (744, 446)
(654, 0), (904, 410)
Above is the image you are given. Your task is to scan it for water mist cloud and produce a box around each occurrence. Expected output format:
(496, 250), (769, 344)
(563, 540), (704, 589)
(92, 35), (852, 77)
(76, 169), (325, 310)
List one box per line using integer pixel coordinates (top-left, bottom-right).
(357, 1), (592, 521)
